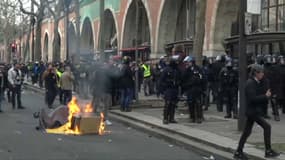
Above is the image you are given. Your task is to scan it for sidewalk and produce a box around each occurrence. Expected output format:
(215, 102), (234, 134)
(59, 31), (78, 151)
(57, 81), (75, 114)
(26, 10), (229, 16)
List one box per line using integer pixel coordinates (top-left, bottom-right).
(111, 94), (285, 159)
(24, 83), (285, 160)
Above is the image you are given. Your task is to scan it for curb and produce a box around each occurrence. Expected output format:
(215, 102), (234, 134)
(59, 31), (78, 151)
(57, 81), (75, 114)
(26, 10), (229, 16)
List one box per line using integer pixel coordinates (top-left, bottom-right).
(24, 83), (285, 160)
(110, 110), (285, 160)
(109, 112), (234, 160)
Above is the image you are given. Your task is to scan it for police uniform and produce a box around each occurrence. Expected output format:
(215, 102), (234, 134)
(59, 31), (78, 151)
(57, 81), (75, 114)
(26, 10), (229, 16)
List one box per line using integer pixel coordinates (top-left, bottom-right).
(159, 58), (180, 124)
(182, 57), (204, 123)
(219, 62), (238, 119)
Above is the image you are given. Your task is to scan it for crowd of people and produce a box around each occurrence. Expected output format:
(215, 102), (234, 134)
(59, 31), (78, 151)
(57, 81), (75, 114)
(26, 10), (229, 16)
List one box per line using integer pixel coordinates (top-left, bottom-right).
(0, 48), (283, 158)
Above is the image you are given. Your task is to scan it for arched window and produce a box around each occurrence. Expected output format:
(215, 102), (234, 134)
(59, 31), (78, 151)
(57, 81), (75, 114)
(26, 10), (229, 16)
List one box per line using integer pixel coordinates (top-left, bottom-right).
(261, 0), (285, 31)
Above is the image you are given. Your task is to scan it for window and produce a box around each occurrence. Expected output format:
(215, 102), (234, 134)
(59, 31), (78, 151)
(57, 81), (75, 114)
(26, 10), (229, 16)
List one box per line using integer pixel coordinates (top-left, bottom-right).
(260, 0), (285, 31)
(279, 0), (285, 4)
(270, 0), (277, 6)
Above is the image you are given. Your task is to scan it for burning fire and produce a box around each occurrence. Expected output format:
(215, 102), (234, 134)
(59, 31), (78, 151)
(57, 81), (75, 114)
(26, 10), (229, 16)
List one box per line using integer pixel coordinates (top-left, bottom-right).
(84, 103), (93, 113)
(46, 97), (105, 135)
(99, 112), (105, 135)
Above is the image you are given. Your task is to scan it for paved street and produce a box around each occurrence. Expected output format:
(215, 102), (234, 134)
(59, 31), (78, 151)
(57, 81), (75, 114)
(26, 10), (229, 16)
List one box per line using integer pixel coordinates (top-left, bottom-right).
(0, 91), (213, 160)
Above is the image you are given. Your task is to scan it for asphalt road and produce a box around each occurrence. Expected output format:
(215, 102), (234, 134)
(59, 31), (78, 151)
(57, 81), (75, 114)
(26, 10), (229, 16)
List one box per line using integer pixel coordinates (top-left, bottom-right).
(0, 91), (217, 160)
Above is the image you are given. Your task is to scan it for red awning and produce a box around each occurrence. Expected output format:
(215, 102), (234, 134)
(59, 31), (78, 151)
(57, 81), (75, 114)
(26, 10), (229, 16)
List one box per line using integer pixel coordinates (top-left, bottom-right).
(120, 47), (149, 52)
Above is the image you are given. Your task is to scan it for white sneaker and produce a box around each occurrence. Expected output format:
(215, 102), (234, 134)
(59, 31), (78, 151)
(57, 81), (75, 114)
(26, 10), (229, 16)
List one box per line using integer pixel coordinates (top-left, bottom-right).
(105, 120), (112, 126)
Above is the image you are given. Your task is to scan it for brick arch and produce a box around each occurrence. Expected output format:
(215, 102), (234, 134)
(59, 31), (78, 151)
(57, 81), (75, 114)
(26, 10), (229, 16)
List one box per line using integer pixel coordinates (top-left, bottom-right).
(101, 8), (119, 49)
(80, 17), (95, 54)
(52, 29), (62, 62)
(210, 0), (239, 56)
(121, 0), (153, 50)
(156, 0), (192, 56)
(68, 22), (77, 57)
(43, 32), (49, 62)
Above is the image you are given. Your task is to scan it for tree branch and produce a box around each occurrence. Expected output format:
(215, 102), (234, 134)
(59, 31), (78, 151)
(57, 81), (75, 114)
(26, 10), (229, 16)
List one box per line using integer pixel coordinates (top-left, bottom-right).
(18, 0), (37, 17)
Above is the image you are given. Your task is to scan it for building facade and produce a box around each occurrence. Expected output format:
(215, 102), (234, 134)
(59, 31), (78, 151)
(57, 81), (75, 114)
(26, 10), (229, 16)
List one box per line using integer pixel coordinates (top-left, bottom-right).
(13, 0), (285, 62)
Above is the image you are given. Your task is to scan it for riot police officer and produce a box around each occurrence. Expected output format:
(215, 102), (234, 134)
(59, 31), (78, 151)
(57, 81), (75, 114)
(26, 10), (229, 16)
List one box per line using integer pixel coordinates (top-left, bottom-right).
(219, 61), (238, 119)
(212, 55), (226, 112)
(278, 55), (285, 114)
(159, 56), (180, 124)
(182, 56), (204, 123)
(264, 55), (280, 121)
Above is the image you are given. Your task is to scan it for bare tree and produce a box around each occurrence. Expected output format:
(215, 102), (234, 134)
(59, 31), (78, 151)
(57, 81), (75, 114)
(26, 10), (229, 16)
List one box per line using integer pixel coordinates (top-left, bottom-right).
(46, 0), (64, 62)
(18, 0), (55, 61)
(0, 0), (22, 62)
(193, 0), (207, 65)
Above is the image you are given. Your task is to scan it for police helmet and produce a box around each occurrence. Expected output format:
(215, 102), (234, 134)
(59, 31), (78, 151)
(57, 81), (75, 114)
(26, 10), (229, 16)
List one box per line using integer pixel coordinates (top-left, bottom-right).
(278, 55), (285, 64)
(225, 55), (232, 62)
(271, 54), (278, 64)
(215, 55), (221, 61)
(264, 55), (272, 64)
(183, 56), (195, 62)
(226, 61), (233, 67)
(256, 54), (264, 65)
(122, 56), (130, 64)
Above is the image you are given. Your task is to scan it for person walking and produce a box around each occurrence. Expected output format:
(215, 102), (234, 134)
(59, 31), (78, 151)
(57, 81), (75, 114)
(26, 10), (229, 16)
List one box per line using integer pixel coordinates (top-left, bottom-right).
(234, 64), (280, 159)
(8, 62), (24, 109)
(60, 66), (74, 105)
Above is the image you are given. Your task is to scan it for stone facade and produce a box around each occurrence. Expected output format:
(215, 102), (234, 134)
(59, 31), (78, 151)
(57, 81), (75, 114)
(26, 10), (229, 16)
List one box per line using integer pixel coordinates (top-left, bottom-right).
(16, 0), (241, 62)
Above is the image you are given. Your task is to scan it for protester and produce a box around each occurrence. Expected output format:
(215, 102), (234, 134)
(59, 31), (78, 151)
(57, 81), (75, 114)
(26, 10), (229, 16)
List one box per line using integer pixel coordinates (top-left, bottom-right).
(60, 66), (74, 105)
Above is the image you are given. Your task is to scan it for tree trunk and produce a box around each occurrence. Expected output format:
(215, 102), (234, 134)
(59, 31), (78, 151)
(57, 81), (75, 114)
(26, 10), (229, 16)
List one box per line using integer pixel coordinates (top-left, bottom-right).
(35, 19), (42, 61)
(51, 0), (64, 62)
(23, 29), (32, 62)
(53, 19), (60, 62)
(34, 8), (45, 61)
(3, 38), (9, 63)
(193, 0), (207, 66)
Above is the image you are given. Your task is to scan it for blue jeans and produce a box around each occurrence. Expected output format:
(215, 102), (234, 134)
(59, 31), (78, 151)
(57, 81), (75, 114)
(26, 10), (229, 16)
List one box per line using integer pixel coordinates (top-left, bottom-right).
(120, 88), (132, 110)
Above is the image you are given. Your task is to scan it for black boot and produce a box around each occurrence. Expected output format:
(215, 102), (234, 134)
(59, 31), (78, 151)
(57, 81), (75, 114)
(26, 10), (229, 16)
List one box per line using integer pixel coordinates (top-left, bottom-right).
(169, 105), (177, 123)
(224, 114), (232, 119)
(163, 109), (169, 124)
(233, 151), (248, 160)
(265, 149), (280, 158)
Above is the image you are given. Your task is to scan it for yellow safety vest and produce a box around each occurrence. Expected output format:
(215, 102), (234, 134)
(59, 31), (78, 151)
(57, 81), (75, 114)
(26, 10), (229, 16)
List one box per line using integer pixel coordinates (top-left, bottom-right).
(142, 64), (151, 78)
(56, 70), (62, 87)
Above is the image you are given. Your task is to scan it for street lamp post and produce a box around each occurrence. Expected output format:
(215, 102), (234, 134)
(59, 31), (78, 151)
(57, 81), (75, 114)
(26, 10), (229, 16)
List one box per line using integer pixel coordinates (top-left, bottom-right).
(65, 0), (72, 61)
(134, 0), (140, 101)
(238, 0), (248, 131)
(99, 0), (105, 58)
(74, 0), (81, 64)
(31, 17), (36, 62)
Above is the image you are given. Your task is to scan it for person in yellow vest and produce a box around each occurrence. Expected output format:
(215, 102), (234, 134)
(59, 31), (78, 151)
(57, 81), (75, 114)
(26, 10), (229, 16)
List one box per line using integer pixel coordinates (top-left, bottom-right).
(55, 63), (64, 104)
(141, 61), (153, 96)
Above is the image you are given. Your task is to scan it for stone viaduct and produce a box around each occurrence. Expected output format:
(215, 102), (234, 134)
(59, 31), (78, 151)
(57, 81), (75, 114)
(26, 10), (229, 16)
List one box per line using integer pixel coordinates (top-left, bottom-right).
(15, 0), (239, 62)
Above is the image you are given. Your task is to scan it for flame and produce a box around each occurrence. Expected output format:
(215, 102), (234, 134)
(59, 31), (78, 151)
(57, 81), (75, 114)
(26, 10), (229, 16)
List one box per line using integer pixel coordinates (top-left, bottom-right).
(99, 112), (105, 135)
(46, 96), (105, 136)
(67, 97), (81, 129)
(84, 103), (93, 113)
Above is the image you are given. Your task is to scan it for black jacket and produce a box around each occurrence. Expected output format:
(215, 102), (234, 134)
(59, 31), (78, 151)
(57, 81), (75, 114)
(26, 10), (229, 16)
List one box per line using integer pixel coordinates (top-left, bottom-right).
(44, 72), (58, 91)
(245, 78), (269, 116)
(120, 64), (134, 89)
(159, 65), (180, 101)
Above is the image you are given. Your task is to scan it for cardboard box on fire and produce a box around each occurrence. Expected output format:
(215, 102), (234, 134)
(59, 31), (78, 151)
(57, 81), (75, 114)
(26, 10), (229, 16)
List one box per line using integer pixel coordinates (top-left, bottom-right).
(71, 113), (101, 134)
